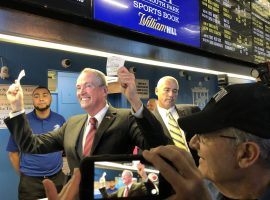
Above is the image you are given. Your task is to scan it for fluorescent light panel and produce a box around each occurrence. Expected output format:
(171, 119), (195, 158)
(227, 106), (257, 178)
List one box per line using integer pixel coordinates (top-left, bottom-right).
(0, 33), (255, 81)
(96, 161), (159, 173)
(103, 0), (128, 8)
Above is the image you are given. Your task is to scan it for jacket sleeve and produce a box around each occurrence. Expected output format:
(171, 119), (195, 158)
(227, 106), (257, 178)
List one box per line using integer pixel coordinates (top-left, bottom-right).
(4, 113), (64, 154)
(133, 105), (170, 149)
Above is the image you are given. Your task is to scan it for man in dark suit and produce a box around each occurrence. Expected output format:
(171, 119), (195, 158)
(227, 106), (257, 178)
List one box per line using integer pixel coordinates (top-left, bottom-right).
(153, 76), (200, 148)
(152, 76), (200, 167)
(4, 67), (168, 173)
(99, 163), (156, 198)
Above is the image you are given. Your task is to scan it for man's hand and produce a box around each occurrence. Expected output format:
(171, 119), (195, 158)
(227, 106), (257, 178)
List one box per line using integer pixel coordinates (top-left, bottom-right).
(137, 162), (148, 181)
(117, 67), (142, 112)
(99, 172), (107, 188)
(143, 145), (212, 200)
(43, 168), (81, 200)
(6, 80), (24, 112)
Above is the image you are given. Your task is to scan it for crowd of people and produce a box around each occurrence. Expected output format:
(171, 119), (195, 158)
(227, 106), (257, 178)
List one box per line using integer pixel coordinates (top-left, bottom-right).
(4, 66), (270, 200)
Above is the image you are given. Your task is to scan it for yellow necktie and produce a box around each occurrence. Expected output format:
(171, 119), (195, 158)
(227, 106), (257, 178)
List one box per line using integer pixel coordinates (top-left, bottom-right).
(167, 112), (189, 151)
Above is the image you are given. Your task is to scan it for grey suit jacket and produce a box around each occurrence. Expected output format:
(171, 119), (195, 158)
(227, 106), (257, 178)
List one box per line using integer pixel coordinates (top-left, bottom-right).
(5, 105), (168, 172)
(152, 104), (200, 143)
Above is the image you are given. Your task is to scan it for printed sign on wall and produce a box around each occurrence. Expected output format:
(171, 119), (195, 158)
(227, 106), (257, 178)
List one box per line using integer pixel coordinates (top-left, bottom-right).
(0, 85), (36, 129)
(136, 79), (149, 99)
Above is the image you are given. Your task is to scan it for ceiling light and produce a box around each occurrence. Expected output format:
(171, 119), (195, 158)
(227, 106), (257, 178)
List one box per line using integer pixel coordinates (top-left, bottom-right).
(0, 33), (255, 81)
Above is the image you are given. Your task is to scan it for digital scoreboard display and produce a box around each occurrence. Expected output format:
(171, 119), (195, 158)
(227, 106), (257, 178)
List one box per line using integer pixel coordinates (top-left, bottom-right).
(251, 0), (270, 63)
(200, 0), (253, 62)
(93, 0), (270, 63)
(93, 0), (200, 48)
(199, 0), (270, 63)
(5, 0), (270, 64)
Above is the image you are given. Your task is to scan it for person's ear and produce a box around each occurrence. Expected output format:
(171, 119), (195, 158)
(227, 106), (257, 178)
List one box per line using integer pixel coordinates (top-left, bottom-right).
(236, 142), (260, 168)
(155, 87), (158, 96)
(103, 86), (108, 96)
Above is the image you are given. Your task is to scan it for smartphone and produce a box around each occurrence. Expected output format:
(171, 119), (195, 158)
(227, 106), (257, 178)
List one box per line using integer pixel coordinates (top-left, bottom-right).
(79, 154), (173, 200)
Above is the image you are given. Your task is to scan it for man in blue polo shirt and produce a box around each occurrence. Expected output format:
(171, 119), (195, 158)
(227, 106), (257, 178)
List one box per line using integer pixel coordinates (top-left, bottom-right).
(6, 86), (66, 200)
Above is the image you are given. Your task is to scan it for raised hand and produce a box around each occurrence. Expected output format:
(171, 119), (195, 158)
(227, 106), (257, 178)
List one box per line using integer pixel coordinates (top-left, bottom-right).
(137, 162), (147, 180)
(99, 172), (107, 188)
(6, 80), (24, 112)
(117, 67), (142, 112)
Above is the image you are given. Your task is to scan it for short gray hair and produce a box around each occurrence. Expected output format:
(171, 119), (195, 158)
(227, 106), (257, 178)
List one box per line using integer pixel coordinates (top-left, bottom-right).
(122, 170), (133, 177)
(227, 127), (270, 166)
(81, 68), (107, 86)
(156, 76), (179, 89)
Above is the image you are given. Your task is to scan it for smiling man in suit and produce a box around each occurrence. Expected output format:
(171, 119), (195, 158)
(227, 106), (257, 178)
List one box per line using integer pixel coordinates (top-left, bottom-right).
(99, 163), (156, 198)
(4, 67), (168, 174)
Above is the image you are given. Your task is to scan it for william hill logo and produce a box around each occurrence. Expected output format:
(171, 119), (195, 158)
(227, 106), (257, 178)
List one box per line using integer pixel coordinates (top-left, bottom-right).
(138, 12), (177, 36)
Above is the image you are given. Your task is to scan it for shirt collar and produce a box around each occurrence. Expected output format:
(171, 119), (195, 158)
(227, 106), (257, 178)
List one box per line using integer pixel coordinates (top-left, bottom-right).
(157, 105), (176, 116)
(87, 104), (109, 128)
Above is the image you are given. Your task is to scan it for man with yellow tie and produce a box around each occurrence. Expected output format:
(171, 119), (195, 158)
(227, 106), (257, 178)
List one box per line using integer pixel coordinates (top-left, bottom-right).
(153, 76), (200, 152)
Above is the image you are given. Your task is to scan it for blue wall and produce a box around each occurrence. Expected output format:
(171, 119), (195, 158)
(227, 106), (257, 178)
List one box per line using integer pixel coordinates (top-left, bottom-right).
(0, 41), (218, 199)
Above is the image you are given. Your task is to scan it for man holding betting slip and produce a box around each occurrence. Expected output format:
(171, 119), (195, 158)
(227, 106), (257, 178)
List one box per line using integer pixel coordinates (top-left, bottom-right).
(4, 67), (168, 174)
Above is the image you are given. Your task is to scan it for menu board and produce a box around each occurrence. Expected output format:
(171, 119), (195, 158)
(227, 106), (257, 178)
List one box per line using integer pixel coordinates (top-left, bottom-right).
(251, 0), (270, 63)
(200, 0), (253, 62)
(93, 0), (200, 48)
(200, 0), (270, 63)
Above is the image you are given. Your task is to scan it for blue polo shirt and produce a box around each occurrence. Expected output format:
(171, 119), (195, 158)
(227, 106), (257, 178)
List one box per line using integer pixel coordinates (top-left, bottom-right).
(6, 110), (66, 177)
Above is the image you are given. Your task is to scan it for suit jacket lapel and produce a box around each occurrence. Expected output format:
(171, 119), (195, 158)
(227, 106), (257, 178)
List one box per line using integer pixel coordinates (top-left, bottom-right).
(73, 115), (88, 159)
(90, 106), (117, 154)
(119, 187), (125, 197)
(153, 108), (170, 138)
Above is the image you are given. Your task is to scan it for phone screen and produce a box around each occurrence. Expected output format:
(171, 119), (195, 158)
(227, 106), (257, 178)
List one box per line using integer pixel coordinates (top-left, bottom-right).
(80, 155), (161, 200)
(93, 160), (159, 199)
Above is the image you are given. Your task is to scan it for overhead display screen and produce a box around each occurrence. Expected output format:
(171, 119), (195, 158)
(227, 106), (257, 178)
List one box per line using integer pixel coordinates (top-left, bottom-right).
(200, 0), (253, 62)
(198, 0), (270, 63)
(93, 0), (200, 48)
(6, 0), (269, 64)
(251, 0), (270, 63)
(93, 0), (270, 64)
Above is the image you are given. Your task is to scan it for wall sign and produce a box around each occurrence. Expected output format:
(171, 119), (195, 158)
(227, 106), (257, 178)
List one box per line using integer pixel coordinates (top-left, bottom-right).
(0, 85), (36, 129)
(136, 79), (149, 99)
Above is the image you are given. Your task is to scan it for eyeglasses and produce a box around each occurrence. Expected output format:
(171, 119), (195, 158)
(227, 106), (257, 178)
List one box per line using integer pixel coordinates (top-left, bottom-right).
(196, 134), (236, 144)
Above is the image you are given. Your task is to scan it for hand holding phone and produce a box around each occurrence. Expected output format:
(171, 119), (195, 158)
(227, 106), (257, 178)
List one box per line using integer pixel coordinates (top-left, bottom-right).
(79, 154), (172, 200)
